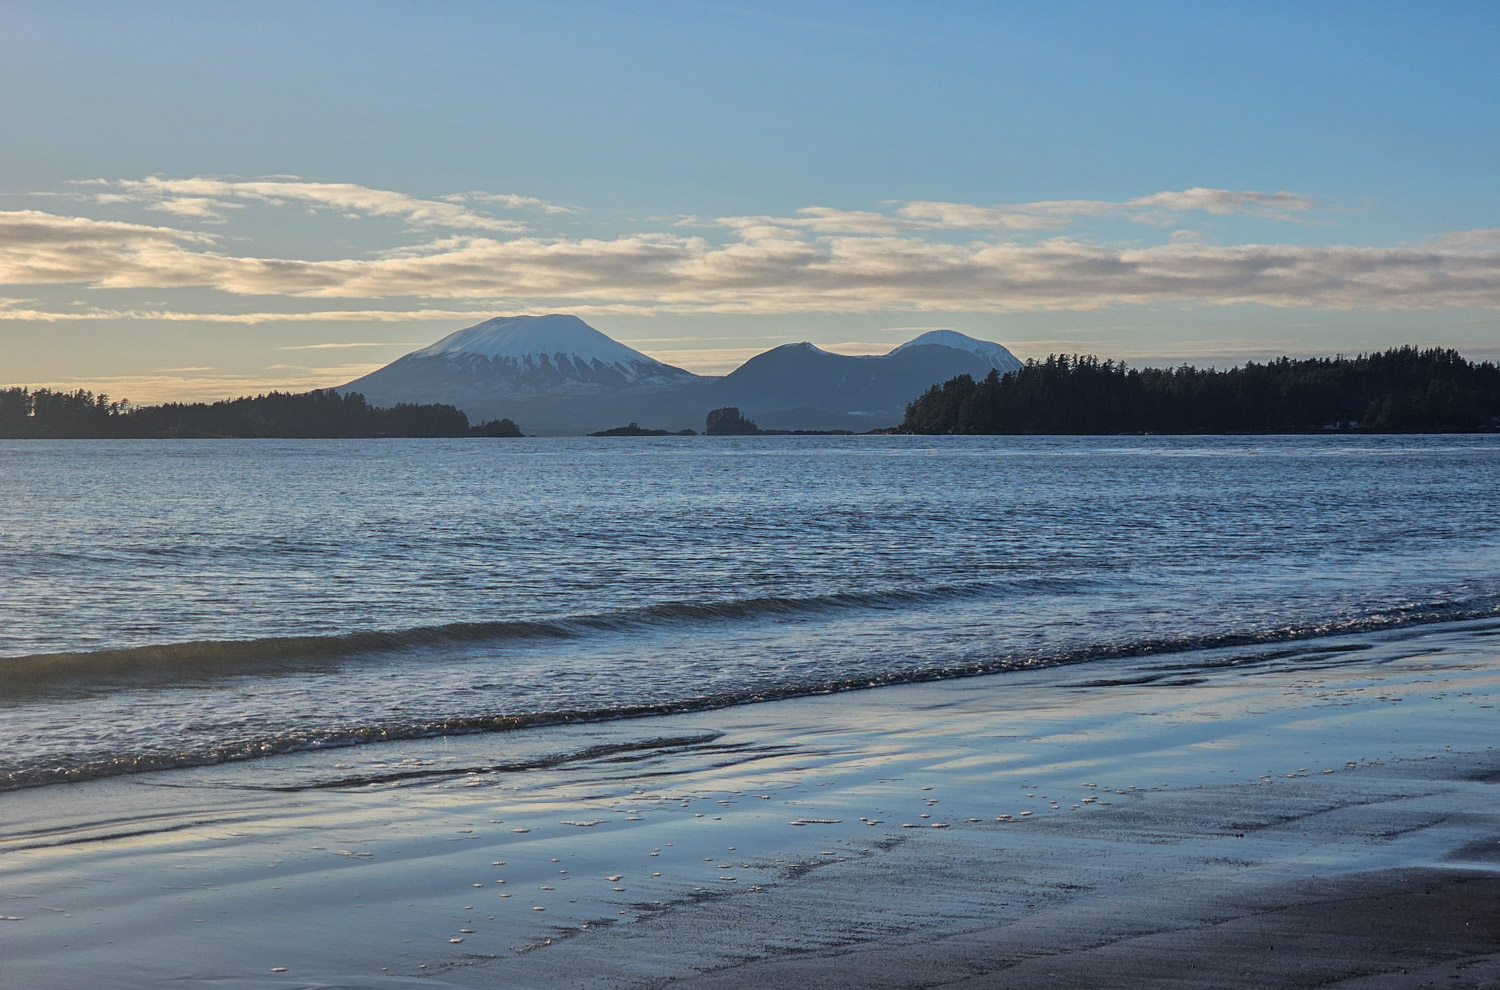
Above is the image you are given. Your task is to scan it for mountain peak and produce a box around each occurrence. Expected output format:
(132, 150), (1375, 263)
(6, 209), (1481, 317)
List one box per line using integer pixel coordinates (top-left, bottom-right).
(415, 314), (664, 367)
(891, 330), (1022, 372)
(340, 314), (698, 408)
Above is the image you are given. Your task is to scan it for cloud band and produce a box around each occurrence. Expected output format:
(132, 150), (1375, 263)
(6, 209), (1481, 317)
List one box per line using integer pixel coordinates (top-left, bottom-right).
(3, 181), (1500, 317)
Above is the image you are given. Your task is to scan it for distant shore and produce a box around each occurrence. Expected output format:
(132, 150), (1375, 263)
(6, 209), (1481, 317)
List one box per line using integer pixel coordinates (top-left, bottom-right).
(10, 345), (1497, 438)
(4, 618), (1498, 988)
(0, 387), (524, 439)
(902, 346), (1500, 434)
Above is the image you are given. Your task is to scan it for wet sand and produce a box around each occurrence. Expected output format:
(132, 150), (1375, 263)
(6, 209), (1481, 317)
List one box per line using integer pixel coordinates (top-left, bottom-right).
(3, 619), (1499, 988)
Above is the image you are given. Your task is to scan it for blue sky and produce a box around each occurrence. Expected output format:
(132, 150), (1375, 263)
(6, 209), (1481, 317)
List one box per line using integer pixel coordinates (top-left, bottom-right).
(2, 1), (1498, 401)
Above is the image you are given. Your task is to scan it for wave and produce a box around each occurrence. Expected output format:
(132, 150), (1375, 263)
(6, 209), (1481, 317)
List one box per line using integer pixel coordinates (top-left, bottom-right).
(4, 597), (1499, 793)
(0, 576), (1090, 698)
(270, 732), (737, 791)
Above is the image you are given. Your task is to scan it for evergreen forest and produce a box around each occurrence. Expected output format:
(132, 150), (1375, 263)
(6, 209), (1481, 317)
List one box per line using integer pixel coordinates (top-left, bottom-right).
(0, 388), (523, 438)
(901, 347), (1500, 434)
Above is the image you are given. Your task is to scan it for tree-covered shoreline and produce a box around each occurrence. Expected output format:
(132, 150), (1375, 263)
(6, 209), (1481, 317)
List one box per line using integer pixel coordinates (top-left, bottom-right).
(901, 347), (1500, 435)
(0, 388), (523, 439)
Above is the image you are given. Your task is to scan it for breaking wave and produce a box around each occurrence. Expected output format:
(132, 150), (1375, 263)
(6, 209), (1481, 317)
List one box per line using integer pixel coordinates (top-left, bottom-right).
(0, 576), (1087, 698)
(3, 594), (1498, 792)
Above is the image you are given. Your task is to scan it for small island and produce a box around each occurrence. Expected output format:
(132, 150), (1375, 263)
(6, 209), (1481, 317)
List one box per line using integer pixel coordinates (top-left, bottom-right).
(588, 423), (697, 436)
(704, 406), (854, 436)
(704, 406), (762, 435)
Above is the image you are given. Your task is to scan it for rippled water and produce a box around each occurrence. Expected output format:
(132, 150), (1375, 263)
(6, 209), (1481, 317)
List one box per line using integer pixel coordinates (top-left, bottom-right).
(2, 435), (1498, 790)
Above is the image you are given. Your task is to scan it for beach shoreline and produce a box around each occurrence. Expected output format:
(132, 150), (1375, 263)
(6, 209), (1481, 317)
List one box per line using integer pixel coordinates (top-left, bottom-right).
(3, 618), (1499, 988)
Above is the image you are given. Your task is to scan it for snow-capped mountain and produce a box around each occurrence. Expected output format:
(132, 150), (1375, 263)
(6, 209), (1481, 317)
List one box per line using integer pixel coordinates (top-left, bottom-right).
(890, 329), (1023, 373)
(340, 315), (700, 409)
(705, 333), (1023, 430)
(410, 314), (688, 386)
(338, 316), (1024, 434)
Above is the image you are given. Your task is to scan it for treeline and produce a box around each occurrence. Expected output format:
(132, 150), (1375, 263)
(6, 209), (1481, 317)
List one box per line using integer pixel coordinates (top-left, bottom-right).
(705, 407), (761, 435)
(0, 388), (523, 438)
(901, 347), (1500, 434)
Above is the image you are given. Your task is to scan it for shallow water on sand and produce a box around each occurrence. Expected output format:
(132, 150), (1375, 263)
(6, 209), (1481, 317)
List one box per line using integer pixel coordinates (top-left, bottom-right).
(4, 619), (1498, 990)
(2, 434), (1498, 789)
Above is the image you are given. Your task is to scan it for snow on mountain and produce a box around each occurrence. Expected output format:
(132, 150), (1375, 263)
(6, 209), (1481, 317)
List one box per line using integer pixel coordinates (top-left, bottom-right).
(340, 316), (1030, 433)
(414, 314), (684, 383)
(890, 330), (1023, 372)
(339, 315), (699, 419)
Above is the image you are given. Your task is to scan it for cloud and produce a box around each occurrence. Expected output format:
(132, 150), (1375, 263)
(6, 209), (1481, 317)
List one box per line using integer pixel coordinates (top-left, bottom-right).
(1126, 188), (1319, 218)
(890, 202), (1069, 230)
(697, 188), (1325, 236)
(0, 302), (664, 323)
(451, 191), (579, 214)
(775, 207), (939, 235)
(280, 341), (422, 350)
(75, 177), (563, 231)
(4, 185), (1500, 317)
(705, 203), (1066, 235)
(891, 187), (1320, 231)
(0, 210), (214, 285)
(1435, 228), (1500, 248)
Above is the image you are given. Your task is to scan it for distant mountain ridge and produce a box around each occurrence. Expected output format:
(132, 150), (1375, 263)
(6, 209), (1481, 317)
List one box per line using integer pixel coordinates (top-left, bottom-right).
(340, 315), (1023, 434)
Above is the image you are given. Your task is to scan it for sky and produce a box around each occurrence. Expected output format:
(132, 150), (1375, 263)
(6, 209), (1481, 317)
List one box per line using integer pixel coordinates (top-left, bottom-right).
(2, 0), (1498, 403)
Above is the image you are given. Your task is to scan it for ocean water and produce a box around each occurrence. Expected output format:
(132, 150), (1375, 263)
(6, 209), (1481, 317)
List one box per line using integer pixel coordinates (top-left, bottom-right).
(2, 434), (1498, 791)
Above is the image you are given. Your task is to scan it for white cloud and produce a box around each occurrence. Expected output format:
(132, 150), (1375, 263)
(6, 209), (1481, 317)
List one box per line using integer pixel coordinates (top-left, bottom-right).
(280, 341), (423, 350)
(1435, 228), (1500, 248)
(782, 207), (935, 235)
(695, 188), (1323, 237)
(3, 183), (1499, 319)
(892, 187), (1320, 231)
(452, 191), (579, 214)
(1126, 187), (1319, 218)
(0, 210), (214, 285)
(0, 301), (666, 323)
(891, 201), (1070, 230)
(76, 177), (556, 231)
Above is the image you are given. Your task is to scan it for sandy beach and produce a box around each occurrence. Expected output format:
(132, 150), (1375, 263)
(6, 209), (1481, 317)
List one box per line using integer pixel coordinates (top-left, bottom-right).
(4, 618), (1499, 989)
